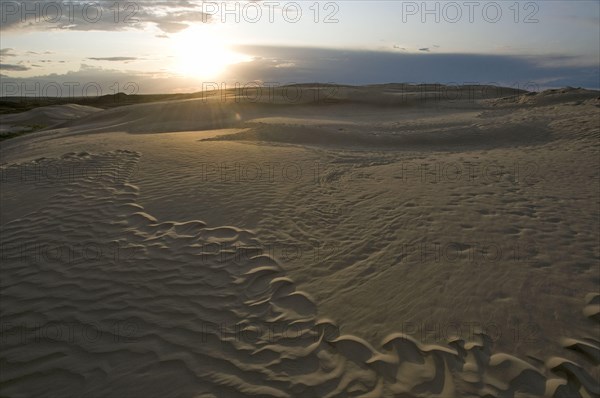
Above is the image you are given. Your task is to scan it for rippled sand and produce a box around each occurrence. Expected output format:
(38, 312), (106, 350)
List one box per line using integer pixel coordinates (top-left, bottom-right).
(1, 85), (599, 397)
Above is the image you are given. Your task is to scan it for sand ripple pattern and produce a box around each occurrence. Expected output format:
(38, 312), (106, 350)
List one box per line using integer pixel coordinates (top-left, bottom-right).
(1, 151), (598, 397)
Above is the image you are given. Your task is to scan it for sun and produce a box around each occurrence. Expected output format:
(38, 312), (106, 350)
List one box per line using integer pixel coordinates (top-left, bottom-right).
(171, 25), (249, 79)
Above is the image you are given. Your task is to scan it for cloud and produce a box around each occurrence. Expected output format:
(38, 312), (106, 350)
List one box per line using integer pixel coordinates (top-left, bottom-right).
(226, 46), (599, 89)
(1, 47), (598, 95)
(0, 63), (201, 96)
(562, 14), (600, 27)
(88, 57), (139, 62)
(155, 21), (190, 33)
(0, 48), (17, 57)
(525, 54), (600, 69)
(419, 48), (430, 52)
(0, 0), (211, 33)
(274, 62), (296, 68)
(0, 64), (30, 71)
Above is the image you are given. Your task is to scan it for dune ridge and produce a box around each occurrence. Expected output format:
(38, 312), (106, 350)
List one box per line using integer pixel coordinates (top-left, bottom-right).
(0, 104), (102, 139)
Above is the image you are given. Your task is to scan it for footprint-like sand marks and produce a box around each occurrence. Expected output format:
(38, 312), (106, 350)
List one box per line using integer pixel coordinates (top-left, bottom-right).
(1, 151), (598, 397)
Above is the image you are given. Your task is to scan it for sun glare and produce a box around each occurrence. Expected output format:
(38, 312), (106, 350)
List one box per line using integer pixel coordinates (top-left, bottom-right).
(171, 25), (249, 79)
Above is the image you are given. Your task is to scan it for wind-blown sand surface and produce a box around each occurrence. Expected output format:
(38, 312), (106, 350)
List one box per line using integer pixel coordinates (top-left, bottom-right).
(0, 104), (102, 139)
(1, 85), (599, 397)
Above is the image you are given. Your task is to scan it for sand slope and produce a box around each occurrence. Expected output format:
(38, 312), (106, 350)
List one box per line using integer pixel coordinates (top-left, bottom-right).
(0, 104), (102, 137)
(1, 86), (598, 397)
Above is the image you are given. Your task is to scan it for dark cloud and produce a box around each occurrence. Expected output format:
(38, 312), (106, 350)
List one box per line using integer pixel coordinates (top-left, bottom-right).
(0, 64), (30, 71)
(419, 48), (430, 52)
(88, 57), (139, 62)
(226, 46), (599, 89)
(0, 48), (17, 57)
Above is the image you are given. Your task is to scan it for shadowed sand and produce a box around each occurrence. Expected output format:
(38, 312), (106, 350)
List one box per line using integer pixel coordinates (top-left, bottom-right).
(1, 85), (599, 397)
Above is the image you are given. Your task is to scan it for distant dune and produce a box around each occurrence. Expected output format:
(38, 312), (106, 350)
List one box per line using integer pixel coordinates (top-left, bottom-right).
(0, 104), (102, 139)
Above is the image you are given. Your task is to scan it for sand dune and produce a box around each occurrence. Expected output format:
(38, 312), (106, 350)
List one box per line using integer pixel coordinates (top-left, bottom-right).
(37, 85), (526, 136)
(1, 85), (598, 397)
(0, 104), (102, 138)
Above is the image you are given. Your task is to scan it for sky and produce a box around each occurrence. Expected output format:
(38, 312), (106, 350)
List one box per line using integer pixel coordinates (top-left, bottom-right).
(0, 0), (599, 95)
